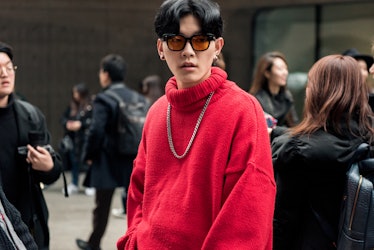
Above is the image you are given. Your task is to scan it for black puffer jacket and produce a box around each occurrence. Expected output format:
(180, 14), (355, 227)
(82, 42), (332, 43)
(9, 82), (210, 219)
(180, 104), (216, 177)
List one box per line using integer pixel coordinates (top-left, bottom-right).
(272, 128), (366, 250)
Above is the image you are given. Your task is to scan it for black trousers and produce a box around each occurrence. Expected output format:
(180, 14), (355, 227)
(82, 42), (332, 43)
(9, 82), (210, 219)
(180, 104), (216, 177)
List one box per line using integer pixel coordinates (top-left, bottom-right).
(88, 188), (115, 248)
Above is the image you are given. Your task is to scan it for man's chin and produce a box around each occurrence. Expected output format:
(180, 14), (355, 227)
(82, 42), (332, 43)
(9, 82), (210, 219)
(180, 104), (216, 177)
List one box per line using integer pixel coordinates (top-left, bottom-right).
(0, 89), (14, 98)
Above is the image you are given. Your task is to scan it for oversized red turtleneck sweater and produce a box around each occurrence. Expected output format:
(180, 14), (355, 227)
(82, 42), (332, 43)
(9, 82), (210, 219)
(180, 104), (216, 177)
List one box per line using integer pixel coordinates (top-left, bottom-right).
(117, 67), (276, 250)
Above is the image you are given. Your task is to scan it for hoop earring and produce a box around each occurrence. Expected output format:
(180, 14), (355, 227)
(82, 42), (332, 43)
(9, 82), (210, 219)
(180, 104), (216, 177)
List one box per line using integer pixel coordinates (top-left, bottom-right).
(213, 55), (218, 65)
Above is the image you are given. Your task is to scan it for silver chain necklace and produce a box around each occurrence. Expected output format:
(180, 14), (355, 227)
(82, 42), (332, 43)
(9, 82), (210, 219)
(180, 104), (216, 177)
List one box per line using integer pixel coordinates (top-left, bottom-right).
(167, 92), (214, 159)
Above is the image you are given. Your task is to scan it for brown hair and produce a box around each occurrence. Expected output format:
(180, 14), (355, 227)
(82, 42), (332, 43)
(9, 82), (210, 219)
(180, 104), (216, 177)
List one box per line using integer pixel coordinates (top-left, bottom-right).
(291, 55), (374, 141)
(249, 51), (288, 95)
(141, 75), (164, 105)
(70, 83), (90, 117)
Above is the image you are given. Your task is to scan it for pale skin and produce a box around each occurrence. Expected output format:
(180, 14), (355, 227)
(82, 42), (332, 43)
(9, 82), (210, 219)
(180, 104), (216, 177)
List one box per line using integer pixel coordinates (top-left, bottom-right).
(264, 57), (288, 135)
(0, 52), (53, 172)
(265, 57), (289, 95)
(357, 59), (369, 82)
(157, 14), (224, 89)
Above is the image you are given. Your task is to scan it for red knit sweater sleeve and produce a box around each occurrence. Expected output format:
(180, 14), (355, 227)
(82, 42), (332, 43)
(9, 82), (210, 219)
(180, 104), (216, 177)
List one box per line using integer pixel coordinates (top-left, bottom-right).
(201, 91), (276, 250)
(117, 139), (146, 250)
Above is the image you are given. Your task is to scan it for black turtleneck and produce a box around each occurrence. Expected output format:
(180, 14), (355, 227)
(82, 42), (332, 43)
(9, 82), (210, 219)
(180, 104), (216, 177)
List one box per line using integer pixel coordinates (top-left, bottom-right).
(0, 94), (20, 203)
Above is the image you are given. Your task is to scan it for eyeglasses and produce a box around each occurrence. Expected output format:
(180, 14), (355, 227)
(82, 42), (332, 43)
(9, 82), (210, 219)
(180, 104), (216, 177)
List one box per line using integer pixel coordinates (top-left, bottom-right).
(162, 33), (215, 51)
(0, 64), (17, 75)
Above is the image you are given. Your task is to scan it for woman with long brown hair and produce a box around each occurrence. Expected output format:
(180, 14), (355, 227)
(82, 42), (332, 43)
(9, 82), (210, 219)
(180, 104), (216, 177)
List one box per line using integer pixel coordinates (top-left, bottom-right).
(272, 55), (374, 250)
(60, 83), (93, 195)
(249, 51), (299, 139)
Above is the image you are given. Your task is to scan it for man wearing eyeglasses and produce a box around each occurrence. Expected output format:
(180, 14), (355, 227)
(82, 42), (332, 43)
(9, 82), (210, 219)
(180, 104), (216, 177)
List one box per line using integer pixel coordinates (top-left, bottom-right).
(0, 41), (62, 250)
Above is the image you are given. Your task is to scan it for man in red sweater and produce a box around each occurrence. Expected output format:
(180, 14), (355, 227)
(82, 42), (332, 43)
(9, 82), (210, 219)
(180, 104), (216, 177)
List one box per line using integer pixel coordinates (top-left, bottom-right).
(117, 0), (276, 249)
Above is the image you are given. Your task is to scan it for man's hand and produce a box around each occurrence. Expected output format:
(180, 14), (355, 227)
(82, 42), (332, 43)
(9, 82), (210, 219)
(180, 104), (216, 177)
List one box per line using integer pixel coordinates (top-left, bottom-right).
(26, 145), (54, 171)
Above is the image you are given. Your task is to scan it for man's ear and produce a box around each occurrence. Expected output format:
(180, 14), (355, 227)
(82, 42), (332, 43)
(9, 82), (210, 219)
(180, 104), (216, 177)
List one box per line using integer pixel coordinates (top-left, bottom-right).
(214, 37), (224, 55)
(157, 39), (164, 60)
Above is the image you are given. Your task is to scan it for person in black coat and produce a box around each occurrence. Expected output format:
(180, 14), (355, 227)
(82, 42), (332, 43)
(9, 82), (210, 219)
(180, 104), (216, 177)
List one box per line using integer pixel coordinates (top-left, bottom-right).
(249, 51), (299, 140)
(60, 83), (93, 195)
(272, 55), (374, 250)
(0, 42), (62, 250)
(76, 54), (147, 250)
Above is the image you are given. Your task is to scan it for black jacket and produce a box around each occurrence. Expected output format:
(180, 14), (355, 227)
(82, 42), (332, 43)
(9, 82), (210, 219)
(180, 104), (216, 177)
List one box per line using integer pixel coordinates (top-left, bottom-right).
(60, 102), (93, 159)
(82, 83), (143, 189)
(13, 97), (62, 250)
(255, 88), (299, 140)
(272, 128), (366, 250)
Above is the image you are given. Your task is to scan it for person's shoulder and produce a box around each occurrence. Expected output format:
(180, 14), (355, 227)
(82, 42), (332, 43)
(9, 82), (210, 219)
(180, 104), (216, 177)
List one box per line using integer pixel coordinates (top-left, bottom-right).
(14, 99), (44, 121)
(272, 131), (292, 145)
(218, 81), (261, 109)
(283, 89), (295, 101)
(95, 91), (114, 104)
(222, 80), (253, 99)
(272, 133), (303, 162)
(252, 88), (270, 104)
(15, 99), (36, 110)
(145, 95), (167, 114)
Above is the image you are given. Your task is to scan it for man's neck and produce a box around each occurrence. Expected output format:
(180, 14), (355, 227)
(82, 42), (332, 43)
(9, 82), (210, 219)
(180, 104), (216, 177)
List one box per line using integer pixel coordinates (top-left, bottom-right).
(0, 95), (9, 108)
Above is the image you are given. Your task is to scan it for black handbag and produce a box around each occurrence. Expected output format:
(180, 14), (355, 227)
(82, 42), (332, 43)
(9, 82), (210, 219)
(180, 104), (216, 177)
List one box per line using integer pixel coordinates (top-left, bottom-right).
(311, 143), (374, 249)
(59, 135), (73, 153)
(337, 143), (374, 249)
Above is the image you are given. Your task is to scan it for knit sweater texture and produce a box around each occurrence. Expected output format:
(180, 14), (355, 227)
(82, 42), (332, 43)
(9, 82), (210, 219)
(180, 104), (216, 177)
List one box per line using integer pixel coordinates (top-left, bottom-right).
(117, 67), (276, 250)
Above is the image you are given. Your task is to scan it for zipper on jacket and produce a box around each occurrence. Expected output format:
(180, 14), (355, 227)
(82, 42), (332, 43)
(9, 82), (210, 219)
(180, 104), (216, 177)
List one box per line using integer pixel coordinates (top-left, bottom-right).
(349, 175), (363, 230)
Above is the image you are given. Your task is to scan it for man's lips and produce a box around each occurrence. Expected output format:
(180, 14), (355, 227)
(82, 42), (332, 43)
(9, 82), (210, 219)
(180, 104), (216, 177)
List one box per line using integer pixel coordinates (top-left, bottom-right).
(181, 62), (196, 68)
(1, 81), (10, 85)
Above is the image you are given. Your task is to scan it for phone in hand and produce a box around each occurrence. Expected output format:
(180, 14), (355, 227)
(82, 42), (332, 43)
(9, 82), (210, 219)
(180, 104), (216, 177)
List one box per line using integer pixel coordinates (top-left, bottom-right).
(264, 112), (277, 129)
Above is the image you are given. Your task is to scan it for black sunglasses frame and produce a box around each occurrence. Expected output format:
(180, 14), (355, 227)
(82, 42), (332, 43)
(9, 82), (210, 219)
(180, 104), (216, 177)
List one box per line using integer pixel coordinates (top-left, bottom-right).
(162, 33), (216, 51)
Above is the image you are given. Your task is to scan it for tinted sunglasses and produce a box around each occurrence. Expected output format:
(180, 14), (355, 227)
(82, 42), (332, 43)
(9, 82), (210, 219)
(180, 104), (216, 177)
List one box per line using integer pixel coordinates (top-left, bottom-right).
(162, 33), (216, 51)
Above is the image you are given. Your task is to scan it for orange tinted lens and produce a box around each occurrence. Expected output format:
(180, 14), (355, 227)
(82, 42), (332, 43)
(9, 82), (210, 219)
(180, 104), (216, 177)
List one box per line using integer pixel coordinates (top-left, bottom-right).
(191, 35), (210, 51)
(167, 35), (186, 51)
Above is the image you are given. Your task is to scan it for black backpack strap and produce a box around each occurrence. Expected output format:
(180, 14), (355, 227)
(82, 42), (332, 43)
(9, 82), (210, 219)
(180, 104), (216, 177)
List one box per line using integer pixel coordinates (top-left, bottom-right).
(309, 143), (370, 248)
(16, 100), (40, 125)
(16, 100), (69, 198)
(350, 143), (370, 164)
(105, 86), (140, 105)
(105, 89), (125, 106)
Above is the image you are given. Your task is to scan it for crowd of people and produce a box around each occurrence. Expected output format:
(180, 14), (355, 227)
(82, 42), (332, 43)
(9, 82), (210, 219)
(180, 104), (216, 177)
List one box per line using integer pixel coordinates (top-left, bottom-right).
(1, 0), (374, 249)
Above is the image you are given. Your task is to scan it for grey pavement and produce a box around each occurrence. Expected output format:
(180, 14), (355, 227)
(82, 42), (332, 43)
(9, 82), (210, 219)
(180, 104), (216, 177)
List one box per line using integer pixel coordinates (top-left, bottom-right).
(44, 172), (127, 250)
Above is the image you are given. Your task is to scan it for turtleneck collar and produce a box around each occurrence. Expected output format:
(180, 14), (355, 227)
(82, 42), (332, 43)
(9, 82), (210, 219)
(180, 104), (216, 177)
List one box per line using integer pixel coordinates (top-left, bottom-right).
(165, 67), (227, 109)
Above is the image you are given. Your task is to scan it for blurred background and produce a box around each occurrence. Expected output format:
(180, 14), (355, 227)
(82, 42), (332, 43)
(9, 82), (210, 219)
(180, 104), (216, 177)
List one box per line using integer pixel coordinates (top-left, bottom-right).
(1, 0), (373, 147)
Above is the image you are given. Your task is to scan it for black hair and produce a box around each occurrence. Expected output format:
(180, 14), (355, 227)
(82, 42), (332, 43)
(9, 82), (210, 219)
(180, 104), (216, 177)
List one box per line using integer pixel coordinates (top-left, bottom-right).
(154, 0), (223, 38)
(0, 41), (14, 60)
(73, 82), (90, 100)
(100, 54), (127, 82)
